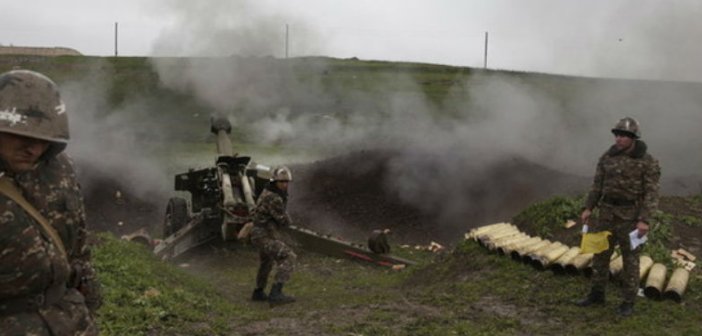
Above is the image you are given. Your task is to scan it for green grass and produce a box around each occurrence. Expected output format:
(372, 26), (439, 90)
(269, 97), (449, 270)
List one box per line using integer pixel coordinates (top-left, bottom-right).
(644, 211), (675, 262)
(92, 233), (701, 335)
(679, 215), (702, 228)
(403, 241), (702, 336)
(512, 195), (585, 242)
(93, 234), (256, 335)
(93, 230), (449, 335)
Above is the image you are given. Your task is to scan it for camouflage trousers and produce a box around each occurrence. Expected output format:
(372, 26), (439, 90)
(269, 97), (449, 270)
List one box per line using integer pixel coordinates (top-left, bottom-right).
(590, 216), (641, 304)
(251, 236), (297, 289)
(0, 289), (98, 336)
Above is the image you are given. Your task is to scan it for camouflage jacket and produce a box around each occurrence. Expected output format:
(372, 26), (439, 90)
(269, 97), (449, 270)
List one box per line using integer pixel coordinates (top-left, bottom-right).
(250, 183), (292, 241)
(584, 140), (661, 224)
(0, 153), (98, 335)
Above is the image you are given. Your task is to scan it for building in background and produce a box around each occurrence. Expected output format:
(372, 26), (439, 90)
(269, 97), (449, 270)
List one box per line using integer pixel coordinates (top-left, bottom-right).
(0, 45), (82, 56)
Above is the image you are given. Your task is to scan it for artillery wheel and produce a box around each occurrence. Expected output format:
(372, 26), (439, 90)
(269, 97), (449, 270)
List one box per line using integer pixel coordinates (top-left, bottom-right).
(163, 197), (190, 237)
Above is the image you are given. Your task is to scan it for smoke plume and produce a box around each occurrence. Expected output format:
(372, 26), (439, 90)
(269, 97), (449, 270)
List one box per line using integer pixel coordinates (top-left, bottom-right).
(60, 61), (171, 202)
(140, 1), (702, 238)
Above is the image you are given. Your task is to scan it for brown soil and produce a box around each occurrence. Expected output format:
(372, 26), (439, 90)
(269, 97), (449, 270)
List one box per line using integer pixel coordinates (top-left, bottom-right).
(78, 166), (164, 237)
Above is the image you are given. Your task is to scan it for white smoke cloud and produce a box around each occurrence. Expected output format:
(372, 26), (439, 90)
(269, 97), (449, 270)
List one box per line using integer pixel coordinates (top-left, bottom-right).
(142, 0), (702, 239)
(60, 61), (171, 200)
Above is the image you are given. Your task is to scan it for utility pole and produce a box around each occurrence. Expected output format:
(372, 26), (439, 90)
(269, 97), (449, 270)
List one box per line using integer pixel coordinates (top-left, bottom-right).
(285, 24), (289, 58)
(483, 31), (488, 69)
(114, 22), (119, 57)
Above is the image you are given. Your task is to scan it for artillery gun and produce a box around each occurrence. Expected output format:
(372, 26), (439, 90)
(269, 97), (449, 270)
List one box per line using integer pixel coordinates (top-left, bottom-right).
(152, 116), (269, 258)
(144, 116), (414, 267)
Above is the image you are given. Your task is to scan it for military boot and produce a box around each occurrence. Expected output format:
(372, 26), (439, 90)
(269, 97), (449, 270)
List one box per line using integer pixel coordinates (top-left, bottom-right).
(617, 302), (634, 317)
(251, 288), (268, 301)
(268, 283), (295, 307)
(575, 289), (605, 307)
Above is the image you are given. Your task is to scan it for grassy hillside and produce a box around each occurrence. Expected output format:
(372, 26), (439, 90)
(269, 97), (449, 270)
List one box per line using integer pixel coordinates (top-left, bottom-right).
(5, 54), (702, 147)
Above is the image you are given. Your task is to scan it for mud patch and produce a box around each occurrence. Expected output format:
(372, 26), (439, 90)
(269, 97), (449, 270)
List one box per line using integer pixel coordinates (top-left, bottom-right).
(471, 295), (560, 330)
(236, 301), (442, 336)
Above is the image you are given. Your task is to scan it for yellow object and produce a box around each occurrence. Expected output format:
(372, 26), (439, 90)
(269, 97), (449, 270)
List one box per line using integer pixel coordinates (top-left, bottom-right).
(664, 268), (690, 302)
(644, 263), (667, 299)
(639, 255), (654, 279)
(580, 231), (611, 254)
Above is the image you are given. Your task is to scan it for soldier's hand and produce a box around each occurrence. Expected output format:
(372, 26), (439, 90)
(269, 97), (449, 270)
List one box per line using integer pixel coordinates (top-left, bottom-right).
(636, 221), (649, 238)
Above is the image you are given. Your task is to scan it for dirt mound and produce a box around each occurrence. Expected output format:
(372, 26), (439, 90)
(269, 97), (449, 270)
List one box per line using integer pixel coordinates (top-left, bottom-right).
(289, 149), (433, 244)
(289, 149), (589, 246)
(79, 169), (163, 237)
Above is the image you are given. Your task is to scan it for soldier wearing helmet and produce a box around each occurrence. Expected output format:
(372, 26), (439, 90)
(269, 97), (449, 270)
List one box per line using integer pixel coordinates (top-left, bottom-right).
(249, 165), (297, 306)
(576, 117), (661, 317)
(0, 70), (100, 335)
(611, 116), (641, 139)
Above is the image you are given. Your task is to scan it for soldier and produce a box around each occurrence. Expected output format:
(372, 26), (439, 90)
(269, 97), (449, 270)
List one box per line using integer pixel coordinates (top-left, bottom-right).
(0, 70), (100, 334)
(249, 166), (297, 306)
(576, 117), (661, 317)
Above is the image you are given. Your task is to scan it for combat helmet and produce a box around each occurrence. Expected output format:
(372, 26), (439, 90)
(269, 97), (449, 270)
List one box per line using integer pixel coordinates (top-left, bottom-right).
(611, 117), (641, 139)
(0, 69), (69, 158)
(272, 166), (293, 182)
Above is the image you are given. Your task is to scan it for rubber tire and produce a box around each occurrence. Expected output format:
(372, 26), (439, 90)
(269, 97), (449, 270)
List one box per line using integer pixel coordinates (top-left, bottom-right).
(163, 197), (189, 237)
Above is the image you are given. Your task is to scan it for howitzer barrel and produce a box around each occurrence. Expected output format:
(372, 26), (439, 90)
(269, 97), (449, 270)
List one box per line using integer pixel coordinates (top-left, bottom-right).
(211, 116), (234, 156)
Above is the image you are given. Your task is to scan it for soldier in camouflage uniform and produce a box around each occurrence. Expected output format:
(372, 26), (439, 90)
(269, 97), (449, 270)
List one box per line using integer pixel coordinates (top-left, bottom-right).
(0, 70), (100, 335)
(576, 117), (661, 317)
(249, 166), (297, 306)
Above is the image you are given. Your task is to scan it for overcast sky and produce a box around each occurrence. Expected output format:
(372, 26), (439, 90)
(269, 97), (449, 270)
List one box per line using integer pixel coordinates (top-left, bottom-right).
(3, 0), (702, 81)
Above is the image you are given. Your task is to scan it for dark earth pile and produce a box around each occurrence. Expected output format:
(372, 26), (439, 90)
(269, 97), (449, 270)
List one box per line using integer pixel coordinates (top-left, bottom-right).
(290, 149), (589, 245)
(77, 149), (593, 247)
(78, 167), (164, 238)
